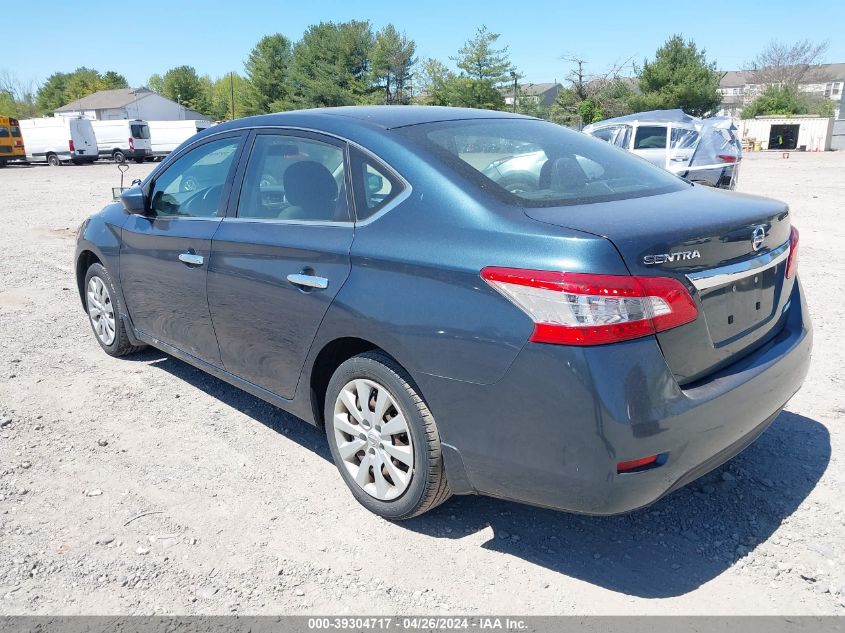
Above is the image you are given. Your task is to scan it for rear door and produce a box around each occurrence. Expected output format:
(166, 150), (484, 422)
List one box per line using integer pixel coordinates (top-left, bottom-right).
(120, 133), (245, 364)
(206, 129), (354, 399)
(71, 119), (98, 158)
(130, 121), (152, 154)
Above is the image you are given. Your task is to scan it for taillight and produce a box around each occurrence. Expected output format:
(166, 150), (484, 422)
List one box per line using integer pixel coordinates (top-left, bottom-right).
(128, 137), (134, 151)
(717, 154), (738, 163)
(786, 226), (799, 279)
(68, 139), (75, 152)
(480, 268), (698, 346)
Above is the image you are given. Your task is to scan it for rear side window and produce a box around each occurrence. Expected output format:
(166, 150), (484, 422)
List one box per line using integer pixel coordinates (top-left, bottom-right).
(0, 128), (9, 138)
(237, 133), (348, 222)
(350, 148), (404, 220)
(633, 126), (667, 149)
(131, 123), (150, 139)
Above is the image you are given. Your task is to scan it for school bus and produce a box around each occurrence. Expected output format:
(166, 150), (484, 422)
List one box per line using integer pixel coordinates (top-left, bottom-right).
(0, 115), (26, 166)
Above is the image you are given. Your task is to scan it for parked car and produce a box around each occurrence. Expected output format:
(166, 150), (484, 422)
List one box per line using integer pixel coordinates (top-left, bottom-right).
(75, 107), (810, 520)
(583, 109), (742, 189)
(147, 120), (212, 160)
(19, 117), (98, 166)
(90, 119), (152, 163)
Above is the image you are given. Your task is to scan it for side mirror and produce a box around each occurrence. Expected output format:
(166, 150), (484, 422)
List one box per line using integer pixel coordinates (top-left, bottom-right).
(120, 186), (146, 214)
(367, 173), (384, 194)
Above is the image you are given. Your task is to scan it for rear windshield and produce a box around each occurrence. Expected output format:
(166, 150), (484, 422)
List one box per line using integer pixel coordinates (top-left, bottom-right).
(396, 118), (687, 207)
(131, 123), (150, 139)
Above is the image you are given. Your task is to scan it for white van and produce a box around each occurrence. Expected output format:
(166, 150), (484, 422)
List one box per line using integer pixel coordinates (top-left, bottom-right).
(19, 117), (98, 166)
(147, 120), (212, 159)
(90, 119), (152, 163)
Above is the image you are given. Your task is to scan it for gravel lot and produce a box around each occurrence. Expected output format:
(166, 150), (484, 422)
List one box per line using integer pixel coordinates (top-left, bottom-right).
(0, 152), (843, 615)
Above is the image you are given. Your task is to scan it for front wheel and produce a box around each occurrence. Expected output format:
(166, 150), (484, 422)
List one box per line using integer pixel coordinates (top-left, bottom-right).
(84, 263), (145, 357)
(325, 351), (451, 520)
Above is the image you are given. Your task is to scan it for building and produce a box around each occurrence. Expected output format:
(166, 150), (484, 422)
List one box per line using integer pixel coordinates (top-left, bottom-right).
(504, 83), (562, 108)
(717, 63), (845, 118)
(54, 87), (206, 121)
(739, 115), (834, 151)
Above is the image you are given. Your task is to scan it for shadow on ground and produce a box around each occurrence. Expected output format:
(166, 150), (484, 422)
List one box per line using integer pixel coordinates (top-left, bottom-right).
(134, 349), (829, 599)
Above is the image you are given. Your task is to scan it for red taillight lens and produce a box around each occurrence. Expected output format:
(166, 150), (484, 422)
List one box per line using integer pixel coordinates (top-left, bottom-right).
(68, 139), (75, 152)
(786, 226), (799, 279)
(617, 455), (659, 473)
(480, 268), (698, 346)
(716, 154), (738, 163)
(128, 137), (135, 151)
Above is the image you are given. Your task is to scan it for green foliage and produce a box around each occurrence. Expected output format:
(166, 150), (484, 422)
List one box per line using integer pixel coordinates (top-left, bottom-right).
(628, 35), (721, 117)
(288, 21), (375, 108)
(741, 85), (835, 119)
(0, 90), (17, 117)
(35, 67), (128, 114)
(147, 73), (164, 94)
(207, 73), (252, 120)
(161, 65), (209, 114)
(449, 25), (513, 109)
(371, 24), (416, 105)
(244, 33), (293, 114)
(550, 78), (634, 128)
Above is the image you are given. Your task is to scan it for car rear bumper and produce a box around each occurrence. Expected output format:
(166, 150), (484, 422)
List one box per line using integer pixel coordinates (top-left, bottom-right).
(420, 278), (811, 514)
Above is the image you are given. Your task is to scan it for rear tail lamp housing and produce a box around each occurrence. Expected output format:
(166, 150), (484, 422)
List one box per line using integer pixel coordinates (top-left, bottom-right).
(785, 226), (799, 279)
(480, 268), (698, 346)
(68, 139), (75, 152)
(128, 137), (135, 151)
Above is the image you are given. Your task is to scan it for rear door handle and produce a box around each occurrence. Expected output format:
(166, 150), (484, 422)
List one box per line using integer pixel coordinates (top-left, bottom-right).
(287, 273), (329, 290)
(178, 252), (204, 266)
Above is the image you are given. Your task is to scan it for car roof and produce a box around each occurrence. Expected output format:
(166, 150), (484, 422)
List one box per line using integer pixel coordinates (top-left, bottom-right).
(211, 105), (532, 134)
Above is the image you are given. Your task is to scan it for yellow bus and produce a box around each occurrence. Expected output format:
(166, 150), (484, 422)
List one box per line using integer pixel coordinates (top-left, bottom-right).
(0, 115), (26, 166)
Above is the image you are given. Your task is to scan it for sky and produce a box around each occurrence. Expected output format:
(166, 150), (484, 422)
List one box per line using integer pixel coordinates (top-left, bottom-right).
(6, 0), (845, 88)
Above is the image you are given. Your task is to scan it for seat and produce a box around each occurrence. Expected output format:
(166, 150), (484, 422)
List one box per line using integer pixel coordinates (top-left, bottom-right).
(282, 160), (338, 221)
(538, 156), (588, 193)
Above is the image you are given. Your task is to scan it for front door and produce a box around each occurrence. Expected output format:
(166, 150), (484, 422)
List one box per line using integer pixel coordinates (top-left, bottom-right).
(120, 133), (244, 365)
(207, 130), (354, 399)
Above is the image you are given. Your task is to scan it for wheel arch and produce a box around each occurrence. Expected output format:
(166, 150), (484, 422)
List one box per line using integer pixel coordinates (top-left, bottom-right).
(308, 337), (381, 427)
(75, 249), (103, 308)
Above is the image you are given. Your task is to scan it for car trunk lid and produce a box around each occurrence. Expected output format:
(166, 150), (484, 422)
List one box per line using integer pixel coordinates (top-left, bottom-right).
(524, 186), (795, 384)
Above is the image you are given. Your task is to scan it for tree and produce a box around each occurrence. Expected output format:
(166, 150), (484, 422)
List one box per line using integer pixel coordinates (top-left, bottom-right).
(208, 73), (252, 120)
(741, 84), (835, 119)
(416, 58), (455, 105)
(371, 24), (416, 104)
(147, 73), (164, 94)
(36, 67), (130, 114)
(0, 69), (39, 117)
(288, 21), (374, 108)
(244, 33), (293, 113)
(628, 35), (722, 117)
(450, 25), (514, 109)
(161, 65), (209, 114)
(747, 39), (829, 87)
(36, 72), (68, 112)
(101, 71), (129, 90)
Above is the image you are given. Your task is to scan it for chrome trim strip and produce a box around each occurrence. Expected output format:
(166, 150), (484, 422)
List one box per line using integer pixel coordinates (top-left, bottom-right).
(287, 273), (329, 289)
(686, 240), (790, 291)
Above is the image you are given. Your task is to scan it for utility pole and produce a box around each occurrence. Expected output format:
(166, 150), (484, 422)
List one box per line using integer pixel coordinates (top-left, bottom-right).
(230, 72), (235, 120)
(511, 71), (518, 113)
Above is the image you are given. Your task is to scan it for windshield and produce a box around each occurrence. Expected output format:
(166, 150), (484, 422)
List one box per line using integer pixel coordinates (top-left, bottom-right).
(396, 118), (687, 207)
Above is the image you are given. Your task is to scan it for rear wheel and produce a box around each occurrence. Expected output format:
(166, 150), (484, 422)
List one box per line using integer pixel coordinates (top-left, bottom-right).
(134, 157), (145, 164)
(325, 351), (451, 520)
(46, 153), (60, 167)
(84, 263), (145, 357)
(112, 150), (126, 164)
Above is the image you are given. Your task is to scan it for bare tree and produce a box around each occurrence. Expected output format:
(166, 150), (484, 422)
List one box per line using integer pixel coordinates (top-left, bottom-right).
(0, 68), (40, 117)
(746, 39), (829, 86)
(561, 55), (590, 100)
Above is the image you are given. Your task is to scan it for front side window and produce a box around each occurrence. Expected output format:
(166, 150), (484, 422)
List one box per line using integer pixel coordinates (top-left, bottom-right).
(633, 126), (668, 150)
(150, 136), (240, 218)
(396, 118), (687, 207)
(237, 133), (348, 221)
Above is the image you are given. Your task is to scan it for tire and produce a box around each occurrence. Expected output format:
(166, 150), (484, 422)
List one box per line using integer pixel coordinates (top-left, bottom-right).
(47, 153), (60, 167)
(325, 351), (451, 520)
(134, 157), (145, 164)
(83, 262), (145, 357)
(112, 150), (126, 164)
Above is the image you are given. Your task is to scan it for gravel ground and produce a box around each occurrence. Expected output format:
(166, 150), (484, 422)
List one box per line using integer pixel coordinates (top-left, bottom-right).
(0, 153), (843, 615)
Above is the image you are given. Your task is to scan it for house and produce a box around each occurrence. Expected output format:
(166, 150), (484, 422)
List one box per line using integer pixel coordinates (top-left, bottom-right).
(717, 63), (845, 118)
(504, 82), (562, 108)
(54, 87), (206, 121)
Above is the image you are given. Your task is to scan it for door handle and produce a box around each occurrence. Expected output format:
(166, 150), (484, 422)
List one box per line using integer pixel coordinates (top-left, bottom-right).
(178, 252), (204, 266)
(287, 273), (329, 290)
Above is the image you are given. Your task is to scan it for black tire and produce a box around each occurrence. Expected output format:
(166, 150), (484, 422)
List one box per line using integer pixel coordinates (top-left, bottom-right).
(113, 150), (126, 164)
(325, 351), (451, 520)
(46, 153), (60, 167)
(83, 262), (145, 357)
(134, 157), (145, 164)
(0, 160), (7, 168)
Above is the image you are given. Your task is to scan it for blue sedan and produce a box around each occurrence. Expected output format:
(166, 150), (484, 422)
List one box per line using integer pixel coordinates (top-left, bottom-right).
(75, 106), (811, 519)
